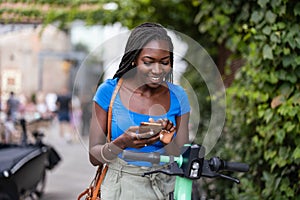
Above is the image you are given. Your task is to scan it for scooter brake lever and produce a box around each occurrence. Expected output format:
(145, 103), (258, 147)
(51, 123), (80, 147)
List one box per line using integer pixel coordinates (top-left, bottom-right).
(143, 162), (184, 177)
(219, 174), (240, 184)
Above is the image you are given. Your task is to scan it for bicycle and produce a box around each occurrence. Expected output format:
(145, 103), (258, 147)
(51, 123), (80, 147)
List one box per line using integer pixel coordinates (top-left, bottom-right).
(122, 144), (249, 200)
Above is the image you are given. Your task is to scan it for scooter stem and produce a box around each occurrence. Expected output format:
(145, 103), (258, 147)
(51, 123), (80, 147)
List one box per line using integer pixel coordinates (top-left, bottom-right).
(173, 176), (192, 200)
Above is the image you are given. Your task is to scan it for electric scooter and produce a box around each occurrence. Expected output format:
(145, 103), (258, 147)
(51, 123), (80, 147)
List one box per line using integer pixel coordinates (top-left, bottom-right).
(122, 144), (249, 200)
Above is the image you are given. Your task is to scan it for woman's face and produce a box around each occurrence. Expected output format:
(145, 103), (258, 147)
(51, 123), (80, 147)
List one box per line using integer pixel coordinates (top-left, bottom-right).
(135, 39), (172, 88)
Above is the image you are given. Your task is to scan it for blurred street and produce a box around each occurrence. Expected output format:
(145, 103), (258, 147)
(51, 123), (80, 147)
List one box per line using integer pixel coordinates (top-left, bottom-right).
(39, 119), (95, 200)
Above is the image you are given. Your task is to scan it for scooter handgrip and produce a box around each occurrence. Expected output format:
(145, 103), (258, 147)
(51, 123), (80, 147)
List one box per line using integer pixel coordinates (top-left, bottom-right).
(122, 151), (160, 164)
(223, 161), (249, 172)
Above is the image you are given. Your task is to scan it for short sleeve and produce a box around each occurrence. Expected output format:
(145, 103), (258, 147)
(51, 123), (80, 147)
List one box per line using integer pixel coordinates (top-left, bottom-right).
(93, 79), (118, 112)
(177, 86), (190, 116)
(168, 82), (190, 116)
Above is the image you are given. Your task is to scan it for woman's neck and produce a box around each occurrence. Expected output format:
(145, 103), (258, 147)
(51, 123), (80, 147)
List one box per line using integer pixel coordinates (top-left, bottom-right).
(123, 77), (165, 97)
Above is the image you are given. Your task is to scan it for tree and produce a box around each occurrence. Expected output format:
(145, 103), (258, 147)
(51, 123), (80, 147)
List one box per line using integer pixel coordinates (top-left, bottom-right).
(0, 1), (200, 37)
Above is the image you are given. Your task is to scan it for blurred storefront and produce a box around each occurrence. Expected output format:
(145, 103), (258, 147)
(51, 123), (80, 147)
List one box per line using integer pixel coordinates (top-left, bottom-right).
(0, 24), (83, 107)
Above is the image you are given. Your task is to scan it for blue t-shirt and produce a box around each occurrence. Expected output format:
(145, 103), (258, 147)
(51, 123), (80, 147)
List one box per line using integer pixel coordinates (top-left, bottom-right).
(93, 78), (190, 166)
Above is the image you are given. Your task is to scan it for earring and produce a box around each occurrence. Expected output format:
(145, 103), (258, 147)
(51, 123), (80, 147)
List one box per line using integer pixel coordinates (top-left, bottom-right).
(131, 62), (135, 66)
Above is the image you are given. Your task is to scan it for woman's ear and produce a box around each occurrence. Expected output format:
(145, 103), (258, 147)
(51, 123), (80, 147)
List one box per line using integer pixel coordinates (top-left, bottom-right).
(131, 62), (137, 67)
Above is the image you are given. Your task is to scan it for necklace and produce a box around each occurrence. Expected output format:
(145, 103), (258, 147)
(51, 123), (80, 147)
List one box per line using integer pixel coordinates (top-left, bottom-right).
(122, 84), (144, 96)
(122, 79), (167, 97)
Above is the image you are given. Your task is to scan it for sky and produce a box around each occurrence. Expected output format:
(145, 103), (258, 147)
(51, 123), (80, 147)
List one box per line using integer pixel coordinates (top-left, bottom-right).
(70, 21), (127, 51)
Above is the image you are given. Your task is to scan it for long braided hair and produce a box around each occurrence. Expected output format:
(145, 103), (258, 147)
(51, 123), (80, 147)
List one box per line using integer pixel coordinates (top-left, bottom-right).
(113, 22), (174, 82)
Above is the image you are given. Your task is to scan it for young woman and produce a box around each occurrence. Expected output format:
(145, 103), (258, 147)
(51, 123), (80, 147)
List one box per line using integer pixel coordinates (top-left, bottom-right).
(89, 22), (190, 199)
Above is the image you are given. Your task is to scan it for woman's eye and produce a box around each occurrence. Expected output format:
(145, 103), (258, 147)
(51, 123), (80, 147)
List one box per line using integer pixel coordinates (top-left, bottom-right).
(143, 61), (152, 66)
(161, 62), (169, 65)
(143, 61), (169, 66)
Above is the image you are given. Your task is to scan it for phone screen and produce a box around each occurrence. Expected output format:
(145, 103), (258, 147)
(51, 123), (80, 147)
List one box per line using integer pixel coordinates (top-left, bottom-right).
(138, 122), (163, 138)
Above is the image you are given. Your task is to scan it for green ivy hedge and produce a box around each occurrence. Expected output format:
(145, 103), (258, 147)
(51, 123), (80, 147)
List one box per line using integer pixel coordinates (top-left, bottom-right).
(194, 0), (300, 199)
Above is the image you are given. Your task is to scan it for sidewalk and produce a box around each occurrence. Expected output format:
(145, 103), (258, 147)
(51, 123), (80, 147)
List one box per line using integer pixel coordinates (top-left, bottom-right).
(40, 120), (96, 200)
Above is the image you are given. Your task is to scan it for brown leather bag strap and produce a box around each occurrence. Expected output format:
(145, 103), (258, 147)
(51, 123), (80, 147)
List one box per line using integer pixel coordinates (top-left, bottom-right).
(90, 78), (123, 200)
(107, 78), (123, 142)
(78, 78), (124, 200)
(77, 188), (89, 200)
(91, 165), (107, 200)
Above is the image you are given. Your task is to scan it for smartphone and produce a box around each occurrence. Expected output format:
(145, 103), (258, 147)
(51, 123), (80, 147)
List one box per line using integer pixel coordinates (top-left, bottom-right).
(137, 122), (163, 139)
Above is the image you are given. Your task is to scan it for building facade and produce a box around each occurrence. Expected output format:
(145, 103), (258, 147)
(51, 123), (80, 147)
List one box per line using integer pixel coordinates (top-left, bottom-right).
(0, 24), (72, 106)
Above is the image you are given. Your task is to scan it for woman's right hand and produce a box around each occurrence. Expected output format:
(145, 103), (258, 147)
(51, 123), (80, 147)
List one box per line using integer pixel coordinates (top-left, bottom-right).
(113, 126), (160, 149)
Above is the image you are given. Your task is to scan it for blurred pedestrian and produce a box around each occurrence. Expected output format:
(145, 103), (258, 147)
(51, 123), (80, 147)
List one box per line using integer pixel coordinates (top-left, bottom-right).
(6, 91), (20, 123)
(56, 88), (72, 143)
(4, 91), (20, 143)
(81, 97), (92, 136)
(70, 95), (82, 140)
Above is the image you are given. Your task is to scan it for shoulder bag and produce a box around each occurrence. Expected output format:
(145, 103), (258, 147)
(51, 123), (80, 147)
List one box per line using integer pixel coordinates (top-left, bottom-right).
(77, 78), (123, 200)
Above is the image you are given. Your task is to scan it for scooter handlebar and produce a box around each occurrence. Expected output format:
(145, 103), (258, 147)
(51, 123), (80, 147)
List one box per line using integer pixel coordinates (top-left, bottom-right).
(209, 157), (249, 172)
(122, 151), (161, 164)
(223, 161), (249, 172)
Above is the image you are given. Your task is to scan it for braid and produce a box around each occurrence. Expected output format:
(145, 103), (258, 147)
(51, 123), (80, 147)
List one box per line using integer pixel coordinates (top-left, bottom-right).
(113, 22), (174, 82)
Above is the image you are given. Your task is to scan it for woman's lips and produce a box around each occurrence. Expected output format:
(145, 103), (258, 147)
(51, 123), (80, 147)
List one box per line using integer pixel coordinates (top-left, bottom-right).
(149, 76), (162, 83)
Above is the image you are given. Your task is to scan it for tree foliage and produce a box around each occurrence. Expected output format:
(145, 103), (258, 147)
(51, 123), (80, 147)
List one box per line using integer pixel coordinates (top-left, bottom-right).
(194, 0), (300, 199)
(0, 0), (200, 36)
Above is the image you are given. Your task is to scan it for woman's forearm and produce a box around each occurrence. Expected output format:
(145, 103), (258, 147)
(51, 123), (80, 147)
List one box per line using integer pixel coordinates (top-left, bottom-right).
(89, 142), (123, 166)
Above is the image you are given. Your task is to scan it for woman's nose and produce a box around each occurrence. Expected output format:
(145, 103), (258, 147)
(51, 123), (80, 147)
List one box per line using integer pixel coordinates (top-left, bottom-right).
(151, 62), (162, 74)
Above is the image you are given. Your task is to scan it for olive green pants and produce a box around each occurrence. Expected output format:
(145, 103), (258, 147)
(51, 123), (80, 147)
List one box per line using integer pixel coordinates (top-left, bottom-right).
(101, 158), (175, 200)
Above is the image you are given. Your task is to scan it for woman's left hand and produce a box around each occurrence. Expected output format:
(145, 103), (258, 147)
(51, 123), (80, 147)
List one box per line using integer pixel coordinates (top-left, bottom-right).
(151, 118), (176, 145)
(121, 126), (161, 149)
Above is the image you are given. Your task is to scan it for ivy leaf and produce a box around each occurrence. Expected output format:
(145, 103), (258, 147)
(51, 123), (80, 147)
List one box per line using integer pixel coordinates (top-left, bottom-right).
(275, 129), (286, 144)
(290, 93), (300, 105)
(262, 25), (271, 35)
(278, 83), (294, 97)
(280, 178), (294, 198)
(270, 32), (280, 43)
(269, 71), (278, 84)
(265, 10), (277, 24)
(263, 171), (275, 183)
(258, 0), (268, 8)
(283, 47), (290, 55)
(295, 56), (300, 65)
(292, 147), (300, 159)
(264, 108), (274, 122)
(282, 55), (293, 67)
(263, 44), (274, 60)
(283, 121), (295, 132)
(286, 73), (297, 83)
(264, 150), (277, 160)
(295, 37), (300, 48)
(262, 171), (275, 196)
(294, 3), (300, 16)
(277, 22), (286, 29)
(251, 10), (264, 23)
